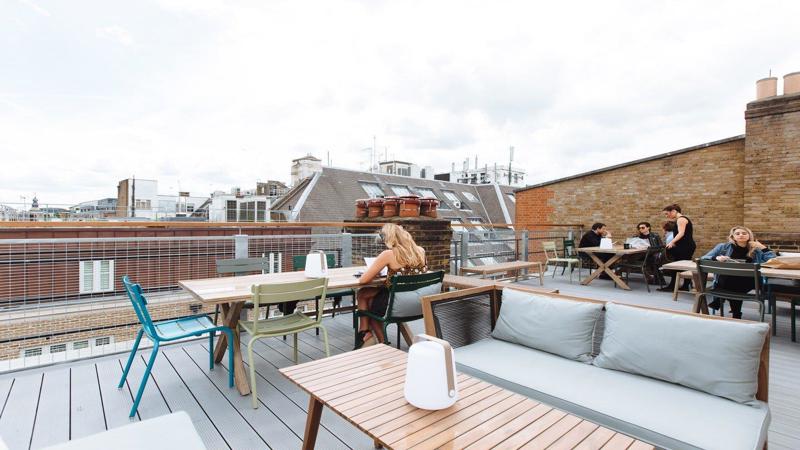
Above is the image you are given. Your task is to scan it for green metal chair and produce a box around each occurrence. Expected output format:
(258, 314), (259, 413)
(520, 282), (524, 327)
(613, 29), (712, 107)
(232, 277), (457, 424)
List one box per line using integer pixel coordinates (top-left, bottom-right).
(354, 271), (445, 349)
(241, 277), (330, 409)
(119, 276), (234, 418)
(542, 241), (581, 283)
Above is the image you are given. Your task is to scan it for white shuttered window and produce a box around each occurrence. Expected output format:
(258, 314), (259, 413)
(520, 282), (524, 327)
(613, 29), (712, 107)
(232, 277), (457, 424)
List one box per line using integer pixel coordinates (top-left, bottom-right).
(79, 260), (115, 294)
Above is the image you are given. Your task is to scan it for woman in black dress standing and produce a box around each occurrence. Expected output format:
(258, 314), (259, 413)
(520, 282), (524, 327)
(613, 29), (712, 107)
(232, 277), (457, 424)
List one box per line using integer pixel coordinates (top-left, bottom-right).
(659, 204), (696, 291)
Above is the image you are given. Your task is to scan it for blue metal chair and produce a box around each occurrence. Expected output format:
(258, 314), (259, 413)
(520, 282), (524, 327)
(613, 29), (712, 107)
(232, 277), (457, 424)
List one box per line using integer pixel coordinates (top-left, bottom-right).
(119, 276), (235, 417)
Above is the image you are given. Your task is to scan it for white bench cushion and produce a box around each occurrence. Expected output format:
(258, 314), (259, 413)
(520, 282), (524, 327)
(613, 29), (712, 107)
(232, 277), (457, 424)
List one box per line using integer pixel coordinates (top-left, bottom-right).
(43, 411), (206, 450)
(595, 303), (768, 404)
(491, 288), (602, 361)
(456, 338), (769, 450)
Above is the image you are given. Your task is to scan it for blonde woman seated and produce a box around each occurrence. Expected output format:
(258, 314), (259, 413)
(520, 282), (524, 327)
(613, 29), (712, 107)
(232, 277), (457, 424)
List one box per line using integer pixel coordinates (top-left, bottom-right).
(355, 223), (427, 349)
(700, 226), (776, 319)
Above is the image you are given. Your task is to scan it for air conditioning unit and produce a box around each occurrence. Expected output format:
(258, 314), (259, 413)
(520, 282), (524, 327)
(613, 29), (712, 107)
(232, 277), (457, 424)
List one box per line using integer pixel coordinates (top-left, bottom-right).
(452, 200), (461, 209)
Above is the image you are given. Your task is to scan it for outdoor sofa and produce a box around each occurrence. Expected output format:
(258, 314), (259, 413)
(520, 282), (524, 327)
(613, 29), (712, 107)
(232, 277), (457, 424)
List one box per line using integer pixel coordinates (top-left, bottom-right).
(421, 285), (771, 450)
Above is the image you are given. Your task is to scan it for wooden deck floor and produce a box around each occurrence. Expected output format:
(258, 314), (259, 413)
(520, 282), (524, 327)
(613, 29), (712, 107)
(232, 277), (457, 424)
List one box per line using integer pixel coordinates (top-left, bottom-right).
(0, 279), (798, 449)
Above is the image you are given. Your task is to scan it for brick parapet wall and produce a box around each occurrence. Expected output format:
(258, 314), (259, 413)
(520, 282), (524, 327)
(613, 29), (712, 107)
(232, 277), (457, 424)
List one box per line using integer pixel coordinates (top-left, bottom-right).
(516, 138), (746, 255)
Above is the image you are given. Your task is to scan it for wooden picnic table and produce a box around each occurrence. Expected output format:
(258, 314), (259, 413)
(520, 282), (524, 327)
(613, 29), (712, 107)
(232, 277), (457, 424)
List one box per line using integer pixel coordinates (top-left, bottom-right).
(662, 259), (800, 320)
(578, 246), (648, 290)
(280, 344), (655, 450)
(460, 260), (544, 285)
(179, 266), (381, 395)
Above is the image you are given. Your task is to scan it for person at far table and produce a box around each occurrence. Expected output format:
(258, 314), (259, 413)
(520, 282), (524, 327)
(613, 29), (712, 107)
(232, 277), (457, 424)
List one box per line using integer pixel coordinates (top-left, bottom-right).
(658, 204), (696, 292)
(701, 226), (776, 319)
(579, 222), (612, 278)
(354, 223), (428, 349)
(631, 222), (662, 248)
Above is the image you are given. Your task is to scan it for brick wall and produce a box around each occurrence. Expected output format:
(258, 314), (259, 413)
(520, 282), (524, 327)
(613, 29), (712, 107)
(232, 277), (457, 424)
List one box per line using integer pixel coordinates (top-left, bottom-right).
(744, 93), (800, 232)
(516, 137), (746, 255)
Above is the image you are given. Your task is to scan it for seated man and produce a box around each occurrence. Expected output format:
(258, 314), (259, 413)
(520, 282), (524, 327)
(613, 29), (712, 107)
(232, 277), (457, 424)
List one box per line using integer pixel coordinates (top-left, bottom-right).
(579, 222), (612, 278)
(633, 222), (663, 248)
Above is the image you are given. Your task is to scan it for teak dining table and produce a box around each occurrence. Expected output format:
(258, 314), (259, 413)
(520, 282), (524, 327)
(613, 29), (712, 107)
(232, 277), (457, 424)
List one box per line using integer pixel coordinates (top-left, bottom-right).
(578, 246), (648, 290)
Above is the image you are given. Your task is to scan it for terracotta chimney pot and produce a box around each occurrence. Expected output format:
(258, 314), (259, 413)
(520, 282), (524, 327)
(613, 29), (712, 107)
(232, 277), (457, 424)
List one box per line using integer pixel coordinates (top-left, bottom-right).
(756, 77), (778, 100)
(784, 72), (800, 95)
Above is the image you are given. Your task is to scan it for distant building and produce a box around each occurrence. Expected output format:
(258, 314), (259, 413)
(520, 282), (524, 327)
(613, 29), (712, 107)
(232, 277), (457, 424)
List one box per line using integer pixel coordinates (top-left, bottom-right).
(291, 155), (323, 186)
(438, 158), (526, 187)
(207, 187), (271, 222)
(71, 198), (118, 219)
(256, 180), (289, 198)
(377, 160), (434, 179)
(116, 178), (208, 220)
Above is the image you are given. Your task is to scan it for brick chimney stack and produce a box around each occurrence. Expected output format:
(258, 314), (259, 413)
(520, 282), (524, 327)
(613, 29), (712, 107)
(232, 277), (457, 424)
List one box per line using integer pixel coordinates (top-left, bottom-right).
(743, 72), (800, 235)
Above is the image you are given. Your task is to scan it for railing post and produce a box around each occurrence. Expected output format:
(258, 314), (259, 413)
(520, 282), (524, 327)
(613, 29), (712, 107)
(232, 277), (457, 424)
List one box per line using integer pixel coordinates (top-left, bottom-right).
(459, 231), (469, 274)
(234, 234), (249, 259)
(341, 233), (353, 267)
(521, 230), (529, 261)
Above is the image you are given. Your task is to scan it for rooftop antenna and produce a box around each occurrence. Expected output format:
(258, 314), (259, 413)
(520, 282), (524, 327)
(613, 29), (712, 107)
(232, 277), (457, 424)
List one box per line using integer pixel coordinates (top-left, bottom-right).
(508, 146), (514, 185)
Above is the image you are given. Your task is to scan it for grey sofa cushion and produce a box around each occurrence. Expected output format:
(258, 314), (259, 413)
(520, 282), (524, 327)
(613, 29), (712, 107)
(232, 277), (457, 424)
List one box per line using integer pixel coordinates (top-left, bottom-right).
(457, 338), (769, 450)
(491, 288), (602, 361)
(390, 282), (442, 317)
(594, 302), (768, 404)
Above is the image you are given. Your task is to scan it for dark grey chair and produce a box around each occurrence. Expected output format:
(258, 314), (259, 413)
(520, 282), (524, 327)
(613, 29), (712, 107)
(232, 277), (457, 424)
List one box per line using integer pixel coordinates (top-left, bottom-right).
(697, 260), (766, 321)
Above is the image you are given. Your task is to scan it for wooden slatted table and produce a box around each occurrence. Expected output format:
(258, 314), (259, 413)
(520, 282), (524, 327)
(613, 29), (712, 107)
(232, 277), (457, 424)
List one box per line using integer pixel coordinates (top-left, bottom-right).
(460, 260), (545, 285)
(280, 345), (654, 450)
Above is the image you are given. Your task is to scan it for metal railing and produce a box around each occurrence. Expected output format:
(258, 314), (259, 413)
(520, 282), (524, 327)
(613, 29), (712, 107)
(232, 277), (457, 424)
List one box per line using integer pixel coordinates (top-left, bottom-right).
(0, 224), (579, 371)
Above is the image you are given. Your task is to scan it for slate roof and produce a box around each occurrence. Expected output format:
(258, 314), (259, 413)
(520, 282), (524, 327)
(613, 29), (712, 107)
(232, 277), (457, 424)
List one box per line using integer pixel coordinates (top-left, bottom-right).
(271, 167), (516, 226)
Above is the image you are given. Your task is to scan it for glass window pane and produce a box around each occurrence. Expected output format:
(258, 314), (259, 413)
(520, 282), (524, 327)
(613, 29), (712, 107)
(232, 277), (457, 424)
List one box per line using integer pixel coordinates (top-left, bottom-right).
(462, 192), (478, 202)
(360, 182), (385, 198)
(389, 185), (411, 196)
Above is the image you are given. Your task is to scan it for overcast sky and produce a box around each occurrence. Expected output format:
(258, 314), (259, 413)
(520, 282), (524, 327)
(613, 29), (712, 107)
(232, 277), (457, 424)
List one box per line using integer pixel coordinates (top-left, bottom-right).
(2, 0), (799, 206)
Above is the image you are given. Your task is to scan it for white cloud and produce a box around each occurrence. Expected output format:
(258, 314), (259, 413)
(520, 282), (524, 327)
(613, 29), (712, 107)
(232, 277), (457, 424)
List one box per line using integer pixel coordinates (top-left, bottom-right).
(1, 0), (799, 206)
(95, 26), (134, 46)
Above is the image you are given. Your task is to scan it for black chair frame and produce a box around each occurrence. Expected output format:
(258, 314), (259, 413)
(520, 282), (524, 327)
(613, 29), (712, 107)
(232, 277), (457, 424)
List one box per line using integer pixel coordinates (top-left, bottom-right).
(697, 259), (766, 321)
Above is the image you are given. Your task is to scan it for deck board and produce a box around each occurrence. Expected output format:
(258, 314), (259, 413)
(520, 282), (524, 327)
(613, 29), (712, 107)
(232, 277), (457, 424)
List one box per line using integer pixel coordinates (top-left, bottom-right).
(123, 353), (171, 420)
(29, 368), (70, 449)
(69, 363), (106, 440)
(0, 373), (41, 450)
(94, 358), (138, 429)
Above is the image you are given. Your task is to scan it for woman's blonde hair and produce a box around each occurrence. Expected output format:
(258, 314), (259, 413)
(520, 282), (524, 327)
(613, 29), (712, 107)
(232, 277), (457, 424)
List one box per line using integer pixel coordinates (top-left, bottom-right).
(727, 226), (758, 258)
(381, 223), (426, 267)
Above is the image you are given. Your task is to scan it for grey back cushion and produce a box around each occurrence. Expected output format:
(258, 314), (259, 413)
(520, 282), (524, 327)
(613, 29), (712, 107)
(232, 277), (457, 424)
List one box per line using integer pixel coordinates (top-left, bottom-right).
(594, 302), (768, 404)
(391, 282), (442, 317)
(491, 288), (603, 362)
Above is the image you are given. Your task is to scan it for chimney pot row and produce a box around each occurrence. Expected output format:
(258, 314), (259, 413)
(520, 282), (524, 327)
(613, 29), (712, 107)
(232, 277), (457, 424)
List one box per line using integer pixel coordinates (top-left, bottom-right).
(755, 71), (800, 100)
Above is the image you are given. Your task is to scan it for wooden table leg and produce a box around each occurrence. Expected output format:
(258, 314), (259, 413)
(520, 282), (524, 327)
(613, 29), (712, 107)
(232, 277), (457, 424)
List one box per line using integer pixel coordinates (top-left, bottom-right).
(399, 323), (414, 347)
(580, 253), (607, 285)
(302, 396), (324, 450)
(602, 253), (631, 290)
(537, 262), (544, 286)
(213, 302), (250, 395)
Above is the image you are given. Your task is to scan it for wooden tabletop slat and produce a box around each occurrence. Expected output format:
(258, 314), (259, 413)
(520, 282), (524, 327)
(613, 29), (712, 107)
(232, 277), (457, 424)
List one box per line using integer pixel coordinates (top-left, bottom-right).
(464, 403), (554, 450)
(387, 389), (516, 448)
(429, 398), (540, 450)
(281, 345), (392, 376)
(600, 433), (635, 450)
(291, 352), (406, 386)
(573, 427), (617, 450)
(313, 364), (408, 400)
(362, 380), (496, 434)
(490, 408), (567, 448)
(300, 355), (407, 391)
(329, 373), (408, 409)
(378, 385), (506, 445)
(578, 247), (648, 255)
(407, 394), (529, 450)
(547, 421), (600, 450)
(519, 414), (582, 449)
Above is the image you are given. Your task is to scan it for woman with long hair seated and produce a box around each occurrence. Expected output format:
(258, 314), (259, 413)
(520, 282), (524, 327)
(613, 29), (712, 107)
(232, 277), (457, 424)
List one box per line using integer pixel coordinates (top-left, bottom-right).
(354, 223), (427, 349)
(700, 226), (775, 319)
